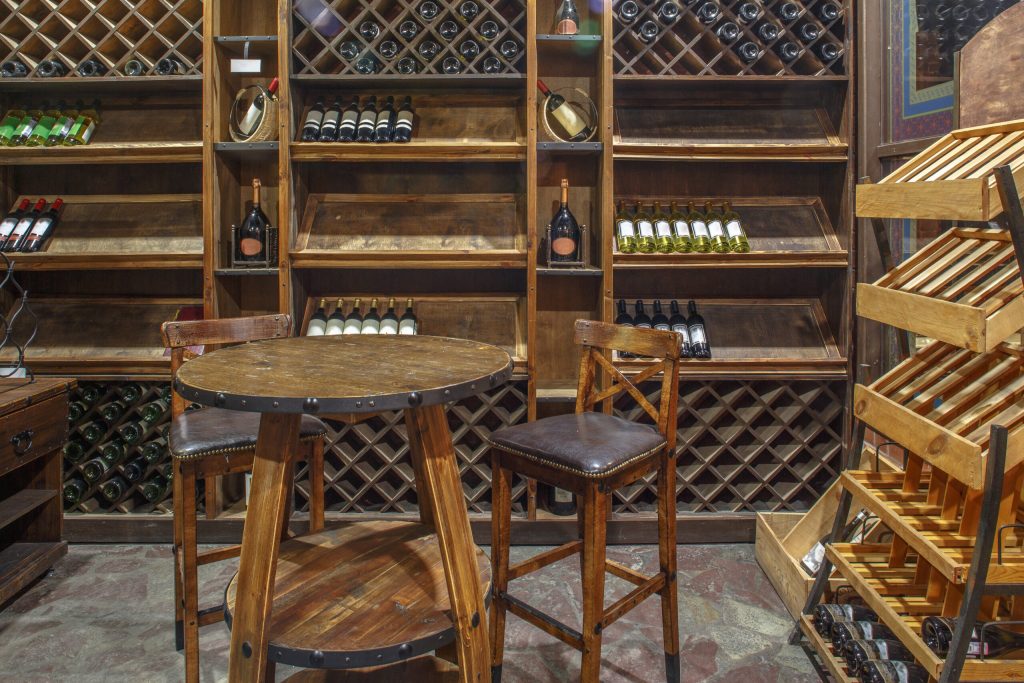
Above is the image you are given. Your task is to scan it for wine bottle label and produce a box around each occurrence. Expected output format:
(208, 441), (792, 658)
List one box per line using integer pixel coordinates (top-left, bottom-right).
(343, 320), (362, 335)
(26, 216), (53, 239)
(726, 220), (743, 238)
(671, 323), (690, 343)
(306, 320), (326, 336)
(553, 487), (572, 503)
(636, 322), (652, 329)
(801, 542), (825, 573)
(399, 319), (417, 335)
(552, 102), (587, 138)
(617, 219), (635, 236)
(240, 237), (263, 257)
(10, 215), (35, 240)
(654, 322), (669, 331)
(13, 118), (37, 137)
(552, 235), (577, 256)
(636, 220), (654, 237)
(324, 319), (344, 335)
(49, 117), (74, 140)
(375, 115), (391, 132)
(322, 110), (340, 128)
(361, 320), (381, 334)
(305, 110), (324, 128)
(691, 220), (710, 238)
(0, 217), (18, 238)
(380, 319), (399, 335)
(339, 111), (358, 132)
(395, 110), (414, 132)
(672, 220), (691, 238)
(358, 115), (375, 133)
(708, 220), (725, 238)
(239, 98), (265, 135)
(30, 117), (56, 138)
(889, 662), (912, 682)
(968, 641), (989, 656)
(655, 220), (672, 237)
(689, 324), (707, 345)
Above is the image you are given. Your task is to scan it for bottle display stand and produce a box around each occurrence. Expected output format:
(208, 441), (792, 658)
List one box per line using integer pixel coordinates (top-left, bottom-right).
(793, 149), (1024, 681)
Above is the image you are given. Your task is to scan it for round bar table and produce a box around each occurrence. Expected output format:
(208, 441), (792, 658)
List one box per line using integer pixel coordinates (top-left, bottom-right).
(174, 335), (513, 682)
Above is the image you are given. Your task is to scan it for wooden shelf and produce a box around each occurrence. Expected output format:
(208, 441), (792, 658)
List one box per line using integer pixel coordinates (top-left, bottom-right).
(612, 143), (848, 162)
(289, 74), (526, 88)
(857, 228), (1024, 352)
(290, 141), (526, 162)
(0, 541), (67, 605)
(215, 268), (280, 277)
(0, 75), (204, 93)
(852, 340), (1024, 489)
(536, 141), (603, 153)
(536, 381), (577, 403)
(0, 142), (202, 165)
(291, 251), (527, 269)
(857, 118), (1024, 221)
(614, 252), (847, 268)
(537, 266), (603, 277)
(0, 490), (58, 532)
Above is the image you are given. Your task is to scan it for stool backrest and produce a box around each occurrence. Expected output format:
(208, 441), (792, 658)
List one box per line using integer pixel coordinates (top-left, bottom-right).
(160, 314), (291, 418)
(573, 319), (682, 447)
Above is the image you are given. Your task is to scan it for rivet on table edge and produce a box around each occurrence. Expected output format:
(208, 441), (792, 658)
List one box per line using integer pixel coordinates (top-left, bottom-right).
(356, 401), (362, 408)
(215, 392), (226, 407)
(309, 650), (325, 666)
(303, 397), (319, 412)
(272, 401), (279, 408)
(241, 400), (246, 407)
(444, 389), (450, 396)
(408, 391), (422, 406)
(398, 642), (413, 658)
(369, 400), (375, 407)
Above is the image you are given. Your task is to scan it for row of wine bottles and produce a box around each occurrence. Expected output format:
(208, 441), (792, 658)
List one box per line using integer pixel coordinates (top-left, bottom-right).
(341, 38), (520, 74)
(615, 299), (711, 359)
(72, 382), (165, 409)
(305, 0), (495, 38)
(0, 198), (64, 252)
(64, 463), (172, 507)
(301, 96), (415, 143)
(0, 56), (189, 78)
(812, 603), (1024, 681)
(616, 201), (749, 255)
(0, 100), (101, 147)
(306, 297), (419, 336)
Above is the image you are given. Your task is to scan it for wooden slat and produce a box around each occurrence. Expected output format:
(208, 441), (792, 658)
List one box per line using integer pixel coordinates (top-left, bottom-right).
(507, 540), (582, 581)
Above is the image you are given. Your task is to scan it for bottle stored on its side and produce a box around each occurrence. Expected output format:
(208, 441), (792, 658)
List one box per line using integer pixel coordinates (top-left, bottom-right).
(419, 0), (439, 21)
(117, 421), (144, 444)
(439, 20), (459, 41)
(155, 57), (187, 75)
(101, 476), (129, 502)
(696, 1), (721, 25)
(669, 300), (692, 358)
(734, 40), (761, 63)
(615, 200), (638, 253)
(817, 2), (842, 22)
(118, 383), (144, 404)
(25, 102), (62, 147)
(797, 22), (820, 43)
(77, 59), (106, 77)
(8, 105), (42, 146)
(459, 1), (479, 21)
(844, 639), (915, 677)
(555, 0), (580, 34)
(500, 40), (521, 62)
(392, 96), (415, 143)
(3, 199), (45, 252)
(801, 509), (875, 575)
(618, 0), (640, 23)
(141, 437), (167, 463)
(858, 661), (929, 683)
(124, 58), (146, 76)
(238, 178), (270, 261)
(633, 201), (657, 254)
(324, 299), (346, 335)
(773, 2), (801, 23)
(380, 298), (399, 335)
(0, 199), (30, 245)
(139, 399), (168, 423)
(716, 21), (740, 44)
(1, 59), (28, 78)
(336, 96), (360, 142)
(63, 99), (101, 146)
(356, 96), (378, 142)
(775, 40), (801, 62)
(0, 105), (26, 145)
(400, 20), (420, 40)
(922, 616), (1024, 658)
(46, 102), (80, 146)
(686, 202), (711, 252)
(635, 19), (659, 43)
(81, 457), (111, 483)
(668, 201), (693, 253)
(755, 21), (780, 43)
(736, 2), (760, 23)
(704, 201), (730, 254)
(687, 300), (710, 358)
(537, 79), (592, 142)
(833, 621), (897, 652)
(657, 1), (681, 25)
(343, 298), (364, 334)
(80, 419), (109, 444)
(78, 384), (102, 404)
(302, 98), (325, 142)
(22, 198), (64, 252)
(141, 474), (170, 502)
(318, 97), (342, 142)
(615, 299), (635, 358)
(397, 56), (421, 74)
(123, 457), (149, 483)
(652, 201), (674, 254)
(100, 400), (127, 422)
(379, 40), (399, 60)
(817, 42), (842, 62)
(63, 438), (87, 464)
(37, 59), (67, 78)
(549, 486), (576, 515)
(550, 179), (581, 262)
(813, 603), (878, 637)
(361, 297), (382, 334)
(307, 298), (328, 336)
(721, 201), (750, 252)
(63, 478), (89, 507)
(374, 95), (395, 143)
(399, 299), (418, 335)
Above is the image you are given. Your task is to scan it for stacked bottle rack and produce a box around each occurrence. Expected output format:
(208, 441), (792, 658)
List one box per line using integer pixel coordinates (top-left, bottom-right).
(794, 119), (1024, 683)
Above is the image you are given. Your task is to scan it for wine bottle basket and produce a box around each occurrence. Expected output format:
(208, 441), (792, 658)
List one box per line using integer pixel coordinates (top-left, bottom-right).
(0, 251), (36, 381)
(230, 225), (279, 268)
(229, 85), (279, 143)
(540, 88), (598, 143)
(543, 222), (589, 268)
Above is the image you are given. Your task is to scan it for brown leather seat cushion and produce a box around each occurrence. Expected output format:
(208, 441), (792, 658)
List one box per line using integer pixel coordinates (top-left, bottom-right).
(489, 412), (666, 478)
(170, 407), (326, 460)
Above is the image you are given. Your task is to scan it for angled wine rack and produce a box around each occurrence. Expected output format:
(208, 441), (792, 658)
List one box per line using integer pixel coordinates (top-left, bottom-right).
(794, 121), (1024, 683)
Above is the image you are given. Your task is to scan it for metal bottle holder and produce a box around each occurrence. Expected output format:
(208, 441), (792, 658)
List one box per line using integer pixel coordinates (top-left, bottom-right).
(540, 87), (598, 143)
(0, 252), (37, 382)
(543, 223), (589, 268)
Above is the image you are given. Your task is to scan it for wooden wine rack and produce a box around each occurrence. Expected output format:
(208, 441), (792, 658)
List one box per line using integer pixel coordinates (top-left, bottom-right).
(612, 0), (848, 77)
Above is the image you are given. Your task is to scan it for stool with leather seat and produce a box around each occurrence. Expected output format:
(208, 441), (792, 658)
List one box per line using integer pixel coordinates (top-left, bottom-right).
(161, 314), (326, 683)
(488, 319), (682, 683)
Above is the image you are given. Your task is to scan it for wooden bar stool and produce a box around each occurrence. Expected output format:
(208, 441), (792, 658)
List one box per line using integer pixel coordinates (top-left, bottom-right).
(161, 314), (327, 683)
(489, 319), (682, 683)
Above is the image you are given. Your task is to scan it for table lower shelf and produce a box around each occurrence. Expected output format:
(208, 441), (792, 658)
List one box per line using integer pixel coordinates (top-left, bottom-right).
(224, 520), (491, 670)
(0, 541), (67, 605)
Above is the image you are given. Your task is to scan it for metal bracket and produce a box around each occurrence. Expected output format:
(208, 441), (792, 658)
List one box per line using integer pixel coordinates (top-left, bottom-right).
(993, 165), (1024, 292)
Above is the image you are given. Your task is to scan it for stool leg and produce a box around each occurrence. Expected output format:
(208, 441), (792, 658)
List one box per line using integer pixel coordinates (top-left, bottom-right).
(179, 462), (200, 683)
(489, 462), (512, 683)
(308, 439), (325, 533)
(580, 484), (608, 683)
(172, 458), (185, 652)
(658, 456), (680, 683)
(204, 474), (220, 520)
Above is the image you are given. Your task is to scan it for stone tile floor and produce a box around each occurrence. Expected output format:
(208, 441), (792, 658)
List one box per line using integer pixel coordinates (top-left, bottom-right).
(0, 543), (820, 682)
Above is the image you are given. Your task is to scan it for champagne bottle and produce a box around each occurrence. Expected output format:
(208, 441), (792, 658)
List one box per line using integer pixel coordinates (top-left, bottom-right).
(555, 0), (580, 34)
(337, 96), (360, 142)
(817, 2), (842, 22)
(704, 201), (729, 254)
(238, 178), (269, 261)
(686, 202), (711, 252)
(374, 96), (395, 143)
(813, 604), (878, 638)
(356, 96), (378, 142)
(81, 456), (111, 483)
(537, 79), (592, 142)
(652, 201), (674, 254)
(3, 199), (45, 252)
(0, 105), (26, 145)
(922, 616), (1024, 658)
(361, 297), (381, 334)
(858, 661), (929, 683)
(9, 105), (43, 146)
(63, 438), (88, 463)
(669, 300), (692, 358)
(721, 201), (750, 253)
(697, 1), (721, 24)
(399, 299), (418, 335)
(343, 298), (364, 334)
(123, 456), (149, 483)
(64, 99), (100, 146)
(63, 478), (89, 506)
(22, 198), (64, 252)
(46, 102), (80, 146)
(325, 298), (345, 335)
(101, 476), (129, 502)
(118, 383), (144, 403)
(687, 301), (710, 358)
(302, 98), (325, 142)
(100, 400), (127, 422)
(459, 1), (479, 21)
(651, 300), (670, 331)
(399, 20), (420, 40)
(0, 199), (30, 244)
(833, 621), (897, 652)
(140, 399), (168, 423)
(844, 640), (915, 677)
(633, 202), (656, 254)
(380, 297), (399, 335)
(141, 437), (167, 463)
(307, 298), (328, 336)
(550, 179), (581, 262)
(318, 97), (342, 142)
(775, 41), (801, 62)
(25, 102), (63, 147)
(79, 384), (102, 404)
(736, 2), (760, 23)
(668, 201), (693, 253)
(615, 200), (638, 253)
(392, 96), (415, 143)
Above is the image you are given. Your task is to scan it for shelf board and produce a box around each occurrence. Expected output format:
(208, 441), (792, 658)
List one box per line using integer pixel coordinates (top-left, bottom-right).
(0, 75), (203, 94)
(215, 141), (280, 160)
(536, 382), (577, 403)
(537, 34), (603, 58)
(289, 141), (526, 162)
(0, 541), (68, 605)
(291, 251), (527, 269)
(612, 142), (848, 162)
(290, 73), (526, 90)
(614, 251), (847, 269)
(215, 268), (280, 277)
(0, 142), (203, 165)
(613, 75), (850, 84)
(5, 253), (202, 270)
(214, 35), (279, 59)
(537, 266), (604, 277)
(0, 490), (58, 532)
(537, 141), (603, 153)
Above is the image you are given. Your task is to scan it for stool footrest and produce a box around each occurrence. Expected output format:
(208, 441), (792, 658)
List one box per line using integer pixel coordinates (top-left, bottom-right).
(197, 604), (224, 627)
(605, 558), (649, 586)
(600, 573), (666, 631)
(198, 544), (241, 565)
(496, 591), (584, 650)
(508, 540), (583, 581)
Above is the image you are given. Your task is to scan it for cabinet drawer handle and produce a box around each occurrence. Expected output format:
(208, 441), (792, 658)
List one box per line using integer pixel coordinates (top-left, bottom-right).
(11, 429), (34, 455)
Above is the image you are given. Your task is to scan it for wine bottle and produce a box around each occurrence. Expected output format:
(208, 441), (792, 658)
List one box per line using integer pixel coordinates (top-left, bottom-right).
(361, 297), (381, 334)
(123, 456), (149, 483)
(651, 300), (670, 332)
(140, 399), (168, 423)
(669, 301), (692, 358)
(459, 1), (479, 21)
(657, 1), (681, 24)
(359, 20), (381, 41)
(8, 105), (42, 146)
(797, 22), (821, 42)
(801, 509), (875, 575)
(922, 616), (1024, 658)
(418, 39), (440, 60)
(549, 486), (576, 515)
(817, 42), (842, 62)
(773, 2), (801, 23)
(307, 298), (328, 336)
(318, 96), (342, 142)
(0, 105), (26, 145)
(117, 421), (144, 444)
(439, 20), (459, 42)
(537, 79), (592, 142)
(844, 640), (915, 677)
(817, 2), (842, 22)
(419, 1), (440, 21)
(337, 96), (360, 142)
(2, 199), (45, 252)
(615, 299), (634, 329)
(636, 20), (660, 43)
(25, 102), (62, 147)
(716, 21), (740, 44)
(141, 474), (170, 502)
(550, 179), (581, 262)
(442, 56), (463, 74)
(383, 39), (403, 59)
(615, 200), (638, 254)
(118, 383), (144, 404)
(77, 59), (107, 77)
(380, 297), (399, 335)
(301, 98), (325, 142)
(687, 300), (710, 358)
(356, 95), (378, 142)
(21, 198), (63, 252)
(155, 57), (187, 75)
(633, 201), (657, 254)
(374, 95), (395, 143)
(398, 57), (422, 74)
(37, 59), (67, 78)
(46, 101), (80, 146)
(81, 457), (111, 483)
(63, 478), (88, 506)
(500, 40), (521, 62)
(858, 661), (929, 683)
(79, 384), (102, 404)
(124, 58), (146, 76)
(67, 400), (87, 423)
(339, 41), (362, 60)
(400, 20), (420, 40)
(480, 20), (499, 40)
(238, 178), (269, 261)
(141, 437), (167, 463)
(755, 21), (780, 43)
(703, 201), (730, 254)
(324, 298), (345, 335)
(721, 201), (750, 253)
(100, 400), (127, 422)
(736, 2), (760, 23)
(63, 438), (87, 463)
(356, 55), (380, 73)
(399, 299), (418, 335)
(697, 1), (721, 24)
(343, 298), (364, 334)
(813, 604), (878, 638)
(832, 621), (897, 652)
(392, 97), (415, 143)
(618, 0), (640, 23)
(460, 39), (480, 61)
(686, 202), (711, 252)
(668, 201), (693, 253)
(555, 0), (580, 34)
(64, 99), (100, 146)
(1, 59), (27, 77)
(0, 199), (30, 244)
(101, 475), (129, 502)
(775, 40), (801, 62)
(652, 201), (674, 254)
(634, 300), (652, 330)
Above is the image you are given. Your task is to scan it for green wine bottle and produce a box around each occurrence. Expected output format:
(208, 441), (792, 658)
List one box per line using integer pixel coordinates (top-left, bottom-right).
(651, 201), (674, 254)
(633, 201), (656, 254)
(63, 99), (100, 146)
(704, 201), (730, 254)
(615, 200), (637, 254)
(0, 105), (26, 146)
(722, 201), (750, 253)
(687, 202), (711, 253)
(669, 201), (693, 253)
(25, 101), (63, 147)
(63, 478), (89, 506)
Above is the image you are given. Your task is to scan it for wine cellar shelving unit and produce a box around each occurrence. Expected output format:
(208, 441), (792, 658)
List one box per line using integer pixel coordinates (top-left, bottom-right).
(794, 139), (1024, 682)
(0, 0), (856, 542)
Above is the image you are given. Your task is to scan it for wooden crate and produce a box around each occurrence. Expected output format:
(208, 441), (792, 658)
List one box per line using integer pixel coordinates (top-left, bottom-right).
(857, 228), (1024, 352)
(857, 118), (1024, 221)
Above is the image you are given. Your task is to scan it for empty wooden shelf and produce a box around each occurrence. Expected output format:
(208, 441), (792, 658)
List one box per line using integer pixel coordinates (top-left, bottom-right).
(0, 142), (203, 165)
(290, 141), (526, 162)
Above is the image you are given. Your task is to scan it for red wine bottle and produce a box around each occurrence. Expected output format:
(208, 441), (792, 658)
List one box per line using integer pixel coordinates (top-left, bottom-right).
(549, 179), (581, 262)
(922, 616), (1024, 658)
(833, 620), (897, 652)
(336, 96), (360, 142)
(844, 639), (915, 678)
(238, 179), (269, 261)
(858, 660), (929, 683)
(687, 300), (711, 358)
(22, 198), (64, 252)
(3, 198), (45, 252)
(813, 603), (877, 637)
(392, 97), (415, 143)
(669, 300), (692, 358)
(615, 299), (635, 359)
(537, 79), (592, 142)
(0, 198), (30, 245)
(239, 77), (278, 139)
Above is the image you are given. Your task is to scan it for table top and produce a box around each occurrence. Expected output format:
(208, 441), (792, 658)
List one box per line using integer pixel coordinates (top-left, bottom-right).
(174, 335), (513, 414)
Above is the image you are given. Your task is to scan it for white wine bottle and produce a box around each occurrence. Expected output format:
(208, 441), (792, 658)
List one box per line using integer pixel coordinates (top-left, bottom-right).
(537, 79), (592, 142)
(615, 200), (637, 253)
(669, 201), (693, 253)
(361, 297), (381, 334)
(307, 299), (328, 336)
(324, 298), (345, 335)
(63, 99), (100, 146)
(652, 201), (674, 254)
(722, 201), (750, 253)
(633, 201), (656, 254)
(704, 201), (730, 254)
(686, 202), (711, 253)
(343, 298), (364, 334)
(380, 297), (399, 334)
(399, 298), (418, 335)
